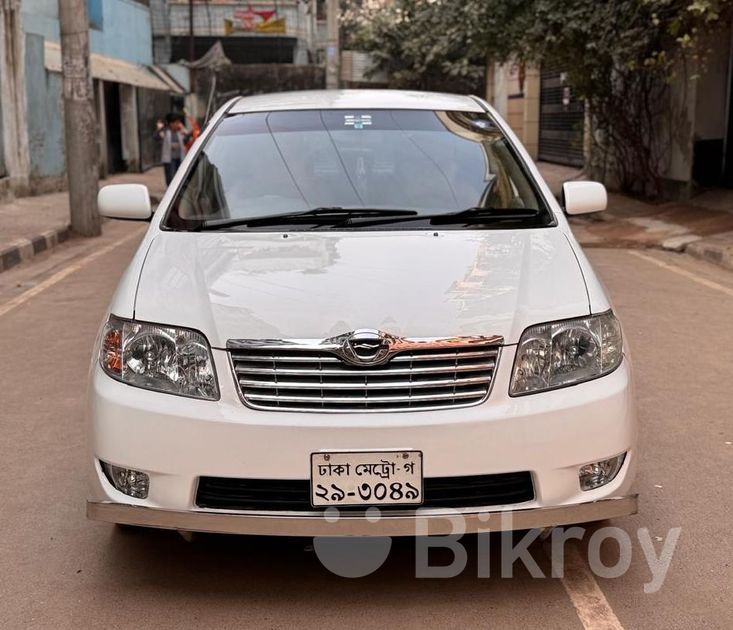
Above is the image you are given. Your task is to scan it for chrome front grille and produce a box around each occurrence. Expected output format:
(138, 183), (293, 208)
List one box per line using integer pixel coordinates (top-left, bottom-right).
(228, 336), (501, 413)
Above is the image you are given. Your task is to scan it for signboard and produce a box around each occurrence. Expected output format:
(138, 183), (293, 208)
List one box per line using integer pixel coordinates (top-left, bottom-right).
(224, 4), (286, 35)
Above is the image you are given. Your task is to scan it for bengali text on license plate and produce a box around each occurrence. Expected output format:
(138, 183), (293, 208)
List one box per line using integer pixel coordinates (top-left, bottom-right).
(311, 450), (423, 507)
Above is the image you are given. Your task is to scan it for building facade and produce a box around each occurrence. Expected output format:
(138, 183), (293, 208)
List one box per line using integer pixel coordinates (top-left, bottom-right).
(0, 0), (185, 200)
(149, 1), (329, 117)
(151, 0), (323, 66)
(490, 23), (733, 198)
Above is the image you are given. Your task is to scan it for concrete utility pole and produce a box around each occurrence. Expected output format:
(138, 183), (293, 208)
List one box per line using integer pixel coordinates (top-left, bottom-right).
(58, 0), (101, 237)
(325, 0), (340, 89)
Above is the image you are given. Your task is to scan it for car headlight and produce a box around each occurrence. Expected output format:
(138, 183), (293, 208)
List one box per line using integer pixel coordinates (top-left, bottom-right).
(99, 315), (219, 400)
(509, 311), (623, 396)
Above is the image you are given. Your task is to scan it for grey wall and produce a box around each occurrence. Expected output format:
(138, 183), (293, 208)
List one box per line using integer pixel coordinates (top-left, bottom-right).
(695, 29), (731, 141)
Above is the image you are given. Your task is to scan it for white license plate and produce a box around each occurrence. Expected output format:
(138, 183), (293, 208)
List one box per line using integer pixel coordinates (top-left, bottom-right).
(311, 450), (423, 507)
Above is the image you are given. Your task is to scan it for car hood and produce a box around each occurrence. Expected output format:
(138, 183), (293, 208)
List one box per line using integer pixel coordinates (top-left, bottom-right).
(134, 229), (589, 348)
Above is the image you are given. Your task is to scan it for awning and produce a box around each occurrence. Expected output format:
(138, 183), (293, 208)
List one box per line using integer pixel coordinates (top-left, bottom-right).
(44, 41), (185, 94)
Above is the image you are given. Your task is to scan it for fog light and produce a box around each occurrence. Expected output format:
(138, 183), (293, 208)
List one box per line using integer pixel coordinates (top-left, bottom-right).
(579, 453), (626, 491)
(101, 461), (150, 499)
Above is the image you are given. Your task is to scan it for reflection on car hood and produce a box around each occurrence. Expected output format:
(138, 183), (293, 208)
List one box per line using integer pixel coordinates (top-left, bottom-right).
(134, 229), (589, 348)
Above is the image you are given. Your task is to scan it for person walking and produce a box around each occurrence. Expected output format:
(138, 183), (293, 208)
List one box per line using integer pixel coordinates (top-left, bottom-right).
(155, 113), (190, 186)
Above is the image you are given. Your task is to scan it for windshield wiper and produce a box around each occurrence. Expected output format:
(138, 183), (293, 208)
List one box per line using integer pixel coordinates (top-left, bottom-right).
(429, 206), (541, 224)
(189, 207), (419, 231)
(342, 206), (542, 228)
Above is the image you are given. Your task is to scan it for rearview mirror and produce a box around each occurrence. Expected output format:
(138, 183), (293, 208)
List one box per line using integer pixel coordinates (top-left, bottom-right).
(97, 184), (152, 220)
(562, 181), (607, 215)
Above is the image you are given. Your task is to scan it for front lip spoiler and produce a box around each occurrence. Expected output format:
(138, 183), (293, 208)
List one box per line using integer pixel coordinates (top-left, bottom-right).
(87, 495), (638, 537)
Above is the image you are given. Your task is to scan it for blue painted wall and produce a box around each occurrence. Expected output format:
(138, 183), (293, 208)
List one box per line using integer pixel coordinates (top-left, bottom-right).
(21, 0), (153, 65)
(88, 0), (104, 30)
(21, 0), (154, 178)
(20, 0), (58, 43)
(91, 0), (153, 65)
(25, 33), (66, 179)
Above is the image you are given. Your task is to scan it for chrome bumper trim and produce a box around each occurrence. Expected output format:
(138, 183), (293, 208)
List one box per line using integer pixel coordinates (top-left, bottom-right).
(87, 495), (638, 537)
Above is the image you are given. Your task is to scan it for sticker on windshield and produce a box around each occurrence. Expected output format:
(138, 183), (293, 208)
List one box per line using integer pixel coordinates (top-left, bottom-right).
(344, 114), (372, 129)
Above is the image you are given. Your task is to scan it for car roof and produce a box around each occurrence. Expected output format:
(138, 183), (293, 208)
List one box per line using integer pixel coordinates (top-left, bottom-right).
(228, 89), (485, 114)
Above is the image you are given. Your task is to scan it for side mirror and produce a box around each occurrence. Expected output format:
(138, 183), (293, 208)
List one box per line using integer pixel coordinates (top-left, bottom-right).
(97, 184), (152, 220)
(562, 181), (607, 215)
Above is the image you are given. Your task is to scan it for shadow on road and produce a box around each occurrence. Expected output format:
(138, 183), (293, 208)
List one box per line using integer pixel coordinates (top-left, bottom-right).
(104, 526), (560, 588)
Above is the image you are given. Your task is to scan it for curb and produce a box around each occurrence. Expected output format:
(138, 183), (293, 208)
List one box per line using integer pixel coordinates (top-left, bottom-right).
(0, 192), (162, 275)
(685, 232), (733, 272)
(0, 224), (71, 274)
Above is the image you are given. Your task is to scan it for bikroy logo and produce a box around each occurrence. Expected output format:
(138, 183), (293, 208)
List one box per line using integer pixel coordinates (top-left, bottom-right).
(313, 507), (393, 578)
(312, 509), (681, 593)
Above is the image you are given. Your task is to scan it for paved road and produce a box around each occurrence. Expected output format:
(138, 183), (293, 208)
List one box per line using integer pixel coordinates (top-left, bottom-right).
(0, 224), (731, 629)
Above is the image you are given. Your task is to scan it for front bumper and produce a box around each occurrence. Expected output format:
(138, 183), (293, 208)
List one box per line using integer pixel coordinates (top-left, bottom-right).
(87, 347), (637, 536)
(88, 495), (638, 537)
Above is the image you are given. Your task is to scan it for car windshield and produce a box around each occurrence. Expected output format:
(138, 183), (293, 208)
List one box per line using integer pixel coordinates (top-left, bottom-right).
(163, 109), (553, 231)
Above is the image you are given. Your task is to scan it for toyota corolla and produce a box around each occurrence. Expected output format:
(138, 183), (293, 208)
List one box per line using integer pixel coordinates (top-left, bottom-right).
(87, 90), (637, 536)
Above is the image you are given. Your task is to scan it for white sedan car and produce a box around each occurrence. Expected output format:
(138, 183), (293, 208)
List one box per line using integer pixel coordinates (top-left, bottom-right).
(88, 90), (637, 537)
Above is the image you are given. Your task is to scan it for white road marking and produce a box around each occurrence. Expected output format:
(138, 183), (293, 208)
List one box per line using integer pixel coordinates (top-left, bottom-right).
(0, 228), (144, 319)
(555, 542), (625, 630)
(630, 251), (733, 298)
